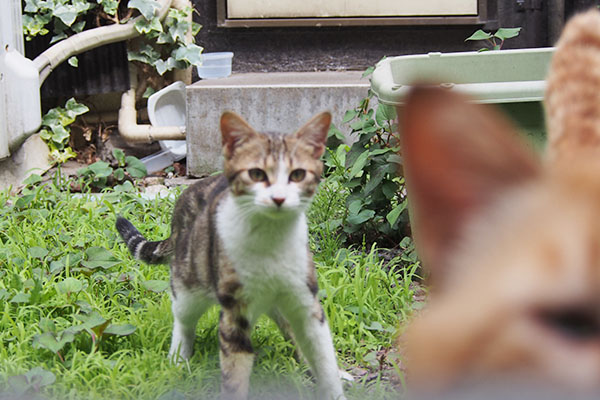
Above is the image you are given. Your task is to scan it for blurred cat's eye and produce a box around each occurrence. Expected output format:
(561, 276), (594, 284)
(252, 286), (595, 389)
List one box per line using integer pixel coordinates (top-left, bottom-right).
(289, 169), (306, 182)
(248, 168), (268, 182)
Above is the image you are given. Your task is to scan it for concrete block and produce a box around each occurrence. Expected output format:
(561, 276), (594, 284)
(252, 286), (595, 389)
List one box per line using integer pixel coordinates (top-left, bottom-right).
(0, 133), (51, 192)
(186, 71), (370, 177)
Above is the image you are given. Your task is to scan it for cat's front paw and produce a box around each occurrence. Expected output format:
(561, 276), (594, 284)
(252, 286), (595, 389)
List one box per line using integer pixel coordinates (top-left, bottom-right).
(168, 342), (194, 364)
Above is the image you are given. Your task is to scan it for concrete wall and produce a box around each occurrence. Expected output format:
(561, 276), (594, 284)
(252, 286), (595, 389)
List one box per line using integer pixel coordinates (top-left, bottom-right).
(186, 71), (370, 176)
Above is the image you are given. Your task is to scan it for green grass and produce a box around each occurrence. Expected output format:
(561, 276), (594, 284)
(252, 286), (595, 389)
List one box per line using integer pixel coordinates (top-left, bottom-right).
(0, 175), (419, 399)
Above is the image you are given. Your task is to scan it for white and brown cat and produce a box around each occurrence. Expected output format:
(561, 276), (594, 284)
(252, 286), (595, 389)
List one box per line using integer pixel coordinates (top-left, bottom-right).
(400, 9), (600, 396)
(116, 112), (345, 400)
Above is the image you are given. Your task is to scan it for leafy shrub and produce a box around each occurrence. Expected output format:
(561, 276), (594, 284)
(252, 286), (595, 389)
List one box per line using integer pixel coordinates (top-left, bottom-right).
(22, 0), (203, 76)
(76, 148), (147, 191)
(39, 98), (89, 163)
(465, 27), (522, 51)
(324, 68), (409, 248)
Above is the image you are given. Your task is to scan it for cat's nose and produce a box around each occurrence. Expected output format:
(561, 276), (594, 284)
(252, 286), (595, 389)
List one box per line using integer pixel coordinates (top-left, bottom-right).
(272, 197), (285, 207)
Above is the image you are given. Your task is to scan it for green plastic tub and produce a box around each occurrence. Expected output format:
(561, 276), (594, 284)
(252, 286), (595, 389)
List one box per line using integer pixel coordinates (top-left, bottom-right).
(371, 48), (556, 147)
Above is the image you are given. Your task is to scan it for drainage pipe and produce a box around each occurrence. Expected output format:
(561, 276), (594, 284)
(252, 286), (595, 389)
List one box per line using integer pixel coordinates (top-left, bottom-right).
(118, 63), (186, 143)
(117, 0), (192, 143)
(34, 0), (173, 84)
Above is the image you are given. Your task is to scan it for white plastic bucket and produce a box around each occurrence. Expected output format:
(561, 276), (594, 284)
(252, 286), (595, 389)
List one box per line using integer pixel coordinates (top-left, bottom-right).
(197, 52), (234, 79)
(143, 81), (187, 173)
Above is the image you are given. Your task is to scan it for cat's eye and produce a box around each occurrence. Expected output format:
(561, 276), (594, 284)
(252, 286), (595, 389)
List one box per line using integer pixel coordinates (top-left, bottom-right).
(248, 168), (268, 183)
(289, 169), (306, 182)
(537, 307), (600, 341)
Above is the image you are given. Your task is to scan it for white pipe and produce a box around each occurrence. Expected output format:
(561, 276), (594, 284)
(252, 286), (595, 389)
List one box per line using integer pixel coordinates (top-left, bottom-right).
(117, 0), (192, 143)
(118, 88), (185, 142)
(34, 0), (173, 83)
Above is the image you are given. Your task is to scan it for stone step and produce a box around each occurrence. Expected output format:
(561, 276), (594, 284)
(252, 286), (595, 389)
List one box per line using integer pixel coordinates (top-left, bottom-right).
(186, 71), (370, 177)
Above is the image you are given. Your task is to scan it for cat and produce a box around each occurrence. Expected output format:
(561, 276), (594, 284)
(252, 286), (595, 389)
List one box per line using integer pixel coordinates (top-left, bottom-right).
(398, 9), (600, 397)
(115, 111), (346, 400)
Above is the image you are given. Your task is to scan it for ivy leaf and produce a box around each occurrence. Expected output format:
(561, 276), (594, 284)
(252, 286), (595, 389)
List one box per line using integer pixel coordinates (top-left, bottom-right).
(99, 0), (119, 15)
(50, 32), (68, 44)
(72, 20), (86, 33)
(173, 43), (203, 66)
(153, 57), (183, 75)
(65, 98), (89, 116)
(465, 29), (493, 41)
(68, 56), (78, 67)
(128, 44), (161, 64)
(129, 0), (161, 20)
(133, 15), (163, 34)
(82, 247), (120, 270)
(49, 124), (70, 146)
(24, 0), (43, 13)
(165, 12), (189, 43)
(125, 156), (147, 178)
(53, 5), (78, 27)
(191, 21), (202, 36)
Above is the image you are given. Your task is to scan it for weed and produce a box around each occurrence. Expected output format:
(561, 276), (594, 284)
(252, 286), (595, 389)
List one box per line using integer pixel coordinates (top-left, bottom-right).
(0, 172), (417, 399)
(324, 68), (408, 248)
(38, 98), (89, 163)
(75, 149), (147, 191)
(465, 27), (522, 51)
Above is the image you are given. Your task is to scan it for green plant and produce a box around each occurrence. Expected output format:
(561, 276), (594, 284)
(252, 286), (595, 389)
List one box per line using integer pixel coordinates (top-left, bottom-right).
(465, 27), (522, 51)
(38, 97), (89, 163)
(22, 0), (203, 76)
(324, 69), (408, 248)
(76, 148), (147, 190)
(0, 175), (416, 399)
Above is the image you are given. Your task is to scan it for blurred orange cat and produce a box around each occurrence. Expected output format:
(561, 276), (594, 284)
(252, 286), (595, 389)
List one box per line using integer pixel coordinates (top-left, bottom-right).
(400, 9), (600, 396)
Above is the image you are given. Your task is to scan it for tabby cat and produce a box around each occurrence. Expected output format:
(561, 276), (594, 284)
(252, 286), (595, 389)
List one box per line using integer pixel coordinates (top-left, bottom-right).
(400, 9), (600, 396)
(116, 111), (345, 400)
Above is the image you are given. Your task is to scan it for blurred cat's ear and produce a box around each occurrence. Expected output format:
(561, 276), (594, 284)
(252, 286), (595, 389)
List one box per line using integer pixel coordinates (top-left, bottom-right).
(220, 111), (258, 159)
(401, 86), (541, 282)
(294, 112), (331, 158)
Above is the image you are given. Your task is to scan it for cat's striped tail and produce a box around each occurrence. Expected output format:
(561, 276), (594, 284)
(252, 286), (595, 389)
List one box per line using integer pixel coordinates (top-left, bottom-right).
(115, 217), (173, 264)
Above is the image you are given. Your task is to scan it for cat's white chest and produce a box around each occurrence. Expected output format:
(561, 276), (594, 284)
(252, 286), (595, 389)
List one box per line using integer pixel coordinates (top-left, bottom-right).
(216, 197), (310, 296)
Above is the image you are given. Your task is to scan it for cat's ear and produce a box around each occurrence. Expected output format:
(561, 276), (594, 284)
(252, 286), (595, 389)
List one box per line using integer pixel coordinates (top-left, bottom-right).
(401, 86), (541, 281)
(293, 111), (331, 158)
(220, 111), (259, 159)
